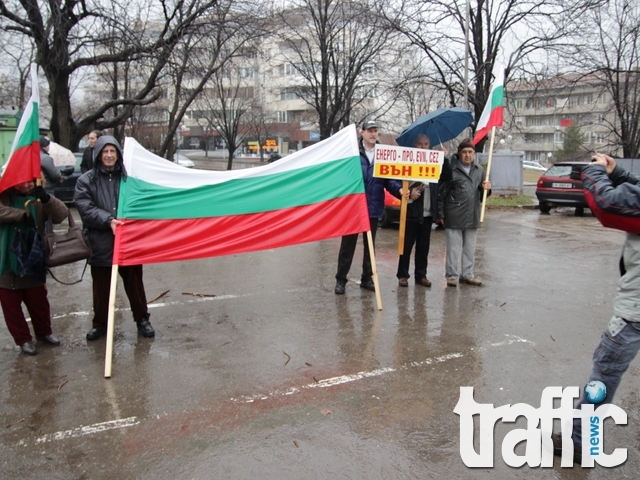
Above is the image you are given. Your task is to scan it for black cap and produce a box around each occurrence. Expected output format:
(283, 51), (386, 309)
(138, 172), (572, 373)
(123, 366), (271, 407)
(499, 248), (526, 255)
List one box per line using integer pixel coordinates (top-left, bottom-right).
(361, 120), (379, 130)
(39, 135), (50, 148)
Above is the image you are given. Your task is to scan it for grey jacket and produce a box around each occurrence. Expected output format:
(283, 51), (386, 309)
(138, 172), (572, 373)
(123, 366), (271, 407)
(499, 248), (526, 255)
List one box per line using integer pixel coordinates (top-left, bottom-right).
(437, 154), (490, 229)
(74, 136), (126, 266)
(581, 163), (640, 322)
(40, 149), (61, 194)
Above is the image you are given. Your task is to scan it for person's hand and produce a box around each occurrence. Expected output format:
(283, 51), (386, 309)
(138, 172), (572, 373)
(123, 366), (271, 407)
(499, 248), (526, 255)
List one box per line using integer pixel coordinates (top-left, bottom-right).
(410, 187), (422, 200)
(436, 218), (444, 225)
(33, 185), (50, 203)
(110, 218), (124, 235)
(592, 153), (616, 174)
(482, 180), (491, 190)
(61, 166), (75, 176)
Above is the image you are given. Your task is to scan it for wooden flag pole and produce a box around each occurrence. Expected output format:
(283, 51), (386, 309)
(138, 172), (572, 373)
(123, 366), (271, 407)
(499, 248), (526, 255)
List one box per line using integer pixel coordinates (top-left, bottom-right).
(397, 180), (409, 255)
(104, 263), (119, 378)
(366, 230), (382, 311)
(480, 126), (496, 223)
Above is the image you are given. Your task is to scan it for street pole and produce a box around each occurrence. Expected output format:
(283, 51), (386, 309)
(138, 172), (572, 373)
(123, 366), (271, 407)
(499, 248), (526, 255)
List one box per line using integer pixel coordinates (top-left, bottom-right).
(464, 0), (472, 139)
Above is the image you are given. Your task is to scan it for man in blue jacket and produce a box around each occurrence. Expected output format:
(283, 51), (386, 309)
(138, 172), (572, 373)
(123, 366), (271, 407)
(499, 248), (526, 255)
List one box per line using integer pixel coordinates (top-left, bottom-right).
(553, 153), (640, 463)
(334, 120), (402, 294)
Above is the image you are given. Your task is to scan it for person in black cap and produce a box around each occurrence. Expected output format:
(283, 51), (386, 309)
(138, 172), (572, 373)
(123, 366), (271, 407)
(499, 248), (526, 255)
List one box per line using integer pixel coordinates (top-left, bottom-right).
(437, 138), (491, 287)
(334, 120), (403, 294)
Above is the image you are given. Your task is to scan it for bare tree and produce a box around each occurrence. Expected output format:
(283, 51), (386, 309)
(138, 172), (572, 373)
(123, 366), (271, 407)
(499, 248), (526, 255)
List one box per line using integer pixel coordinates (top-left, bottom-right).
(192, 57), (259, 169)
(0, 35), (34, 109)
(0, 0), (225, 150)
(387, 0), (603, 148)
(273, 0), (396, 140)
(565, 0), (640, 158)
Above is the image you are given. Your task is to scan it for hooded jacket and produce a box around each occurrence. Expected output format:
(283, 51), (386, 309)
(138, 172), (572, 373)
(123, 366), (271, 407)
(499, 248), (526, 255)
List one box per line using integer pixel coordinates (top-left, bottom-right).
(74, 136), (127, 266)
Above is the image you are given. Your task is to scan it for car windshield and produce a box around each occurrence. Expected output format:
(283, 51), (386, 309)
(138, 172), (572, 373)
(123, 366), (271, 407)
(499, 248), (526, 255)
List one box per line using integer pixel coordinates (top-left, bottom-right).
(544, 165), (572, 177)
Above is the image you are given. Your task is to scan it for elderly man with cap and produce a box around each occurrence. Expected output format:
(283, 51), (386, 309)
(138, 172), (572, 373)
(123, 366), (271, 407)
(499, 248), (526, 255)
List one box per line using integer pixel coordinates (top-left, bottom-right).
(334, 120), (403, 294)
(74, 135), (155, 340)
(437, 138), (491, 287)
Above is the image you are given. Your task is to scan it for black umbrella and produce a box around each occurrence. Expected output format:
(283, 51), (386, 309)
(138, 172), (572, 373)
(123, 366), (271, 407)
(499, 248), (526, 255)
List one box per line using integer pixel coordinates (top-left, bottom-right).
(396, 107), (474, 147)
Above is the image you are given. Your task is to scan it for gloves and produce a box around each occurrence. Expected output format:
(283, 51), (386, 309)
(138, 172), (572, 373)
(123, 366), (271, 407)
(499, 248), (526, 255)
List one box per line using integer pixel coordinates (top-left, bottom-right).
(61, 166), (75, 176)
(33, 185), (50, 203)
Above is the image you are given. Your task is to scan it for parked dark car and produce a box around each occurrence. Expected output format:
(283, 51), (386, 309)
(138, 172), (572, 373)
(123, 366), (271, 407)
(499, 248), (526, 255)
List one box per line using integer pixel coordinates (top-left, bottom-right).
(52, 152), (83, 204)
(535, 162), (590, 216)
(379, 189), (401, 228)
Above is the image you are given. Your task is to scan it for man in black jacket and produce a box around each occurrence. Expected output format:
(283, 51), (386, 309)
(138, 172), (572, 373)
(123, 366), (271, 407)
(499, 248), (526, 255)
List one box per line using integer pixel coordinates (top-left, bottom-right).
(74, 136), (155, 340)
(80, 130), (102, 173)
(396, 134), (439, 288)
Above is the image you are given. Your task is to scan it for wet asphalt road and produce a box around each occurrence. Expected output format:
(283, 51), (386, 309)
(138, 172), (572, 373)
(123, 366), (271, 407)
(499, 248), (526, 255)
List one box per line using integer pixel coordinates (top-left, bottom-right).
(0, 206), (638, 479)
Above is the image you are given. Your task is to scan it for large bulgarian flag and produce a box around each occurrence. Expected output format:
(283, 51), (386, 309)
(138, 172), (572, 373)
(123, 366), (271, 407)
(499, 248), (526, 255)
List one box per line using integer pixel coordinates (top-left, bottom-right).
(0, 64), (42, 192)
(472, 66), (504, 145)
(113, 124), (369, 266)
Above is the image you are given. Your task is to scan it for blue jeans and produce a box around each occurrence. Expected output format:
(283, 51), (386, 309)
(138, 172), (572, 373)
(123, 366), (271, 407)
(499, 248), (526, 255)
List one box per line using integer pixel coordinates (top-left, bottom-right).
(572, 319), (640, 446)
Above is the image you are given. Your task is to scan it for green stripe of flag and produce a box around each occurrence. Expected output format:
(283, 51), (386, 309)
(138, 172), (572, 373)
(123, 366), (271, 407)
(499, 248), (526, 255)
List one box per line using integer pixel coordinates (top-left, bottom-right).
(490, 85), (504, 110)
(118, 155), (363, 220)
(13, 103), (39, 150)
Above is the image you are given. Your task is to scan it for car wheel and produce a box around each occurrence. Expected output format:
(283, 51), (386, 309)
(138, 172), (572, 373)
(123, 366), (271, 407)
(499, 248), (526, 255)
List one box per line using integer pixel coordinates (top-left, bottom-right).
(575, 207), (585, 217)
(379, 211), (391, 228)
(539, 203), (551, 214)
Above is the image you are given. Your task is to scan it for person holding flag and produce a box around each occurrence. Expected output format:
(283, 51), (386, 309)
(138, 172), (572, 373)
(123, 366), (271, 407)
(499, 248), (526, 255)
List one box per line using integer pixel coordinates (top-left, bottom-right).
(74, 136), (155, 341)
(0, 64), (69, 355)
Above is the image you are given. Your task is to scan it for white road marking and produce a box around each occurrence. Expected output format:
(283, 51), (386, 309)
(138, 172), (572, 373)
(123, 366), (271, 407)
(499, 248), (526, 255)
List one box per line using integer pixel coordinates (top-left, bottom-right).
(230, 334), (534, 403)
(18, 417), (139, 446)
(16, 333), (534, 446)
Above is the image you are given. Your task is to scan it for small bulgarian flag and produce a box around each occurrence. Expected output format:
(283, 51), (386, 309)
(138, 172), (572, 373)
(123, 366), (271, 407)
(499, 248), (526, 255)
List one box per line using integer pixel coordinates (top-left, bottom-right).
(0, 64), (42, 192)
(472, 66), (504, 145)
(113, 124), (370, 266)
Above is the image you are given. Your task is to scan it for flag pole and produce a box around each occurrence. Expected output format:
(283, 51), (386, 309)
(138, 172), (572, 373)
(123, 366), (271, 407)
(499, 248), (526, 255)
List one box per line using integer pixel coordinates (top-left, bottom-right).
(104, 264), (119, 378)
(365, 230), (382, 311)
(397, 180), (409, 255)
(480, 126), (496, 223)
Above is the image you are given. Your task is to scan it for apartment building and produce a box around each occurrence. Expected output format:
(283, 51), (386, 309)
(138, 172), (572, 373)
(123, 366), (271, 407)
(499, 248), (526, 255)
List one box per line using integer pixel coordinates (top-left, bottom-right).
(503, 75), (619, 163)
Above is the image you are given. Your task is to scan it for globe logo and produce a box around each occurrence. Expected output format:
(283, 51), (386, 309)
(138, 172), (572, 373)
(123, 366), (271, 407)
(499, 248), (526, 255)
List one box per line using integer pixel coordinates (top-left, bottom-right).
(584, 380), (607, 403)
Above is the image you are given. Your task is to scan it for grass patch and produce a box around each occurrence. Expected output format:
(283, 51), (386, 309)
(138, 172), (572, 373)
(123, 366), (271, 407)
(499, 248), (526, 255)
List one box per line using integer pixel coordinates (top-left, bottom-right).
(486, 194), (534, 207)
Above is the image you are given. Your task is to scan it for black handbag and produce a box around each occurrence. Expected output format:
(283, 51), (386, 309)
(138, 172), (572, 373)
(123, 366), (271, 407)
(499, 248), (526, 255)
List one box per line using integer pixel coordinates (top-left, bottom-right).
(44, 211), (92, 268)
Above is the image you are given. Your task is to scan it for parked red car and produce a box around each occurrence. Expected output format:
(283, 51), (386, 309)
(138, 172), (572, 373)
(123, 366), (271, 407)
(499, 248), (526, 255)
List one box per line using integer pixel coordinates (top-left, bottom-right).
(535, 162), (590, 216)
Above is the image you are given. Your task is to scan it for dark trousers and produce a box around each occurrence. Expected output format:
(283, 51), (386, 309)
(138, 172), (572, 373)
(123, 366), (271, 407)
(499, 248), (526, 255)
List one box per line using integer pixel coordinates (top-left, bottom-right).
(336, 218), (377, 282)
(91, 265), (149, 330)
(0, 286), (52, 345)
(396, 216), (434, 280)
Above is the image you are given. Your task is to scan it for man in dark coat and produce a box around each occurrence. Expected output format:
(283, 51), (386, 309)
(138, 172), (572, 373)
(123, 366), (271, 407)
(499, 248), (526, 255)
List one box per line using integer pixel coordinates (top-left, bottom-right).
(80, 130), (102, 173)
(74, 135), (155, 340)
(39, 135), (62, 196)
(396, 134), (440, 288)
(334, 120), (403, 294)
(437, 139), (491, 287)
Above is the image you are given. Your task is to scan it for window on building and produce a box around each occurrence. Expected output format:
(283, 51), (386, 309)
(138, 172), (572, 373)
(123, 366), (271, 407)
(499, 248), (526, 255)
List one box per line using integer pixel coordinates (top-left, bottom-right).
(594, 133), (606, 144)
(280, 63), (300, 76)
(514, 99), (524, 109)
(362, 65), (374, 76)
(554, 132), (564, 144)
(597, 114), (605, 123)
(276, 111), (293, 122)
(280, 88), (299, 100)
(515, 116), (524, 124)
(583, 94), (593, 105)
(238, 68), (255, 78)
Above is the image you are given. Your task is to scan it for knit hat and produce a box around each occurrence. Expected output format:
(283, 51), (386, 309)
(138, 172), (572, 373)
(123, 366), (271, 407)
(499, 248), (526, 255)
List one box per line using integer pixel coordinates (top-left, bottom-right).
(457, 139), (475, 152)
(39, 135), (50, 148)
